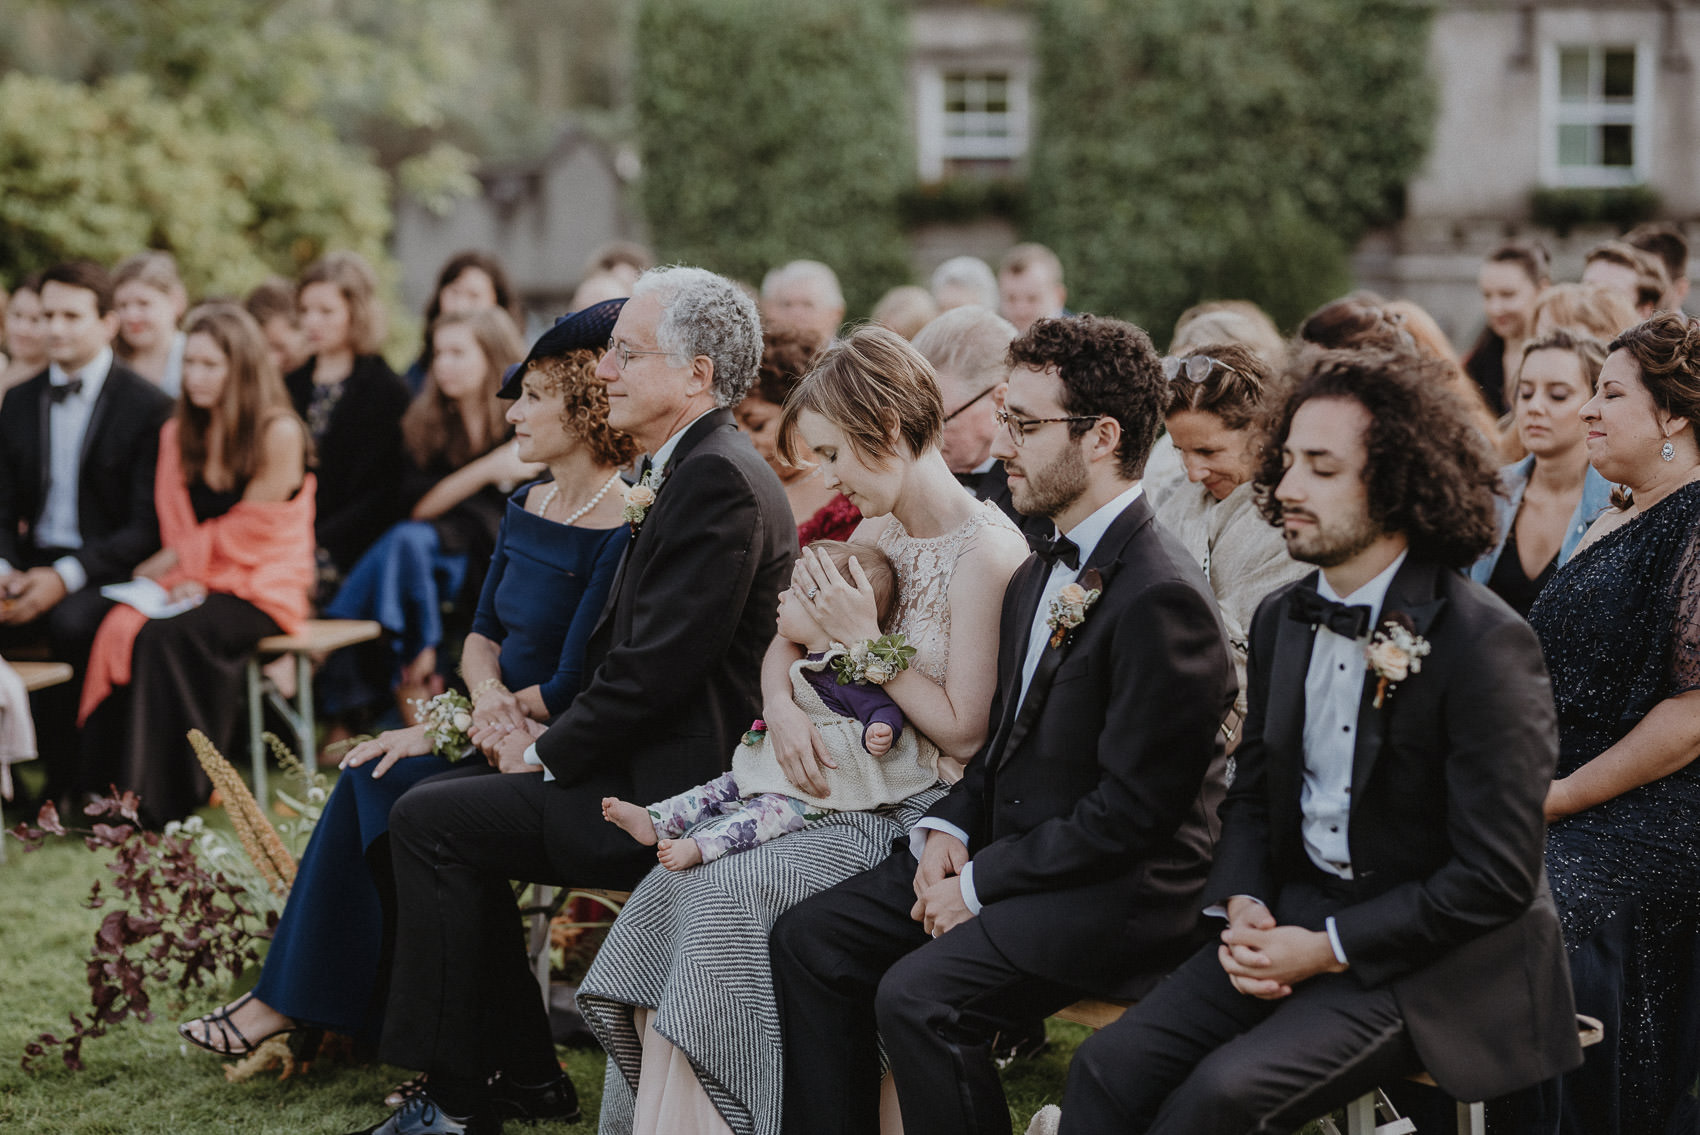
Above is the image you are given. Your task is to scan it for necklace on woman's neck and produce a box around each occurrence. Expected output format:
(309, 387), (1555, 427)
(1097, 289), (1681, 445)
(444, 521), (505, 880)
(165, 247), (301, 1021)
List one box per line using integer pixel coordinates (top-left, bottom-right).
(537, 471), (623, 525)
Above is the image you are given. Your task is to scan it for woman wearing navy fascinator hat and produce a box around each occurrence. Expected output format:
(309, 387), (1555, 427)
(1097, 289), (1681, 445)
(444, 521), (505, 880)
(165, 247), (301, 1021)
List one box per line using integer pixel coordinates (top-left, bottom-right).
(177, 302), (637, 1120)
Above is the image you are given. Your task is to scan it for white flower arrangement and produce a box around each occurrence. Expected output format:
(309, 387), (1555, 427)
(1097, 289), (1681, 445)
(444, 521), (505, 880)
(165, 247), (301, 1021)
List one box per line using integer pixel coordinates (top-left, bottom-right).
(411, 690), (476, 760)
(622, 466), (665, 531)
(1365, 618), (1431, 708)
(1046, 571), (1103, 648)
(830, 635), (917, 686)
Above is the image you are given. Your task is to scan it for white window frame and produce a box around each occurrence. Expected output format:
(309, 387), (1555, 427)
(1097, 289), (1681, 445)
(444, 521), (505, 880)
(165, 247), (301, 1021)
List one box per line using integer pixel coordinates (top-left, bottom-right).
(915, 65), (1029, 182)
(1540, 41), (1653, 188)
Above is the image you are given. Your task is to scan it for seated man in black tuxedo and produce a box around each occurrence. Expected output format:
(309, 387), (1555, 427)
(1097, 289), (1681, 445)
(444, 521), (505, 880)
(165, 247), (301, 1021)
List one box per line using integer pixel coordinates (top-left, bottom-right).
(1058, 347), (1584, 1133)
(769, 314), (1236, 1135)
(0, 260), (171, 790)
(913, 303), (1050, 541)
(344, 266), (794, 1135)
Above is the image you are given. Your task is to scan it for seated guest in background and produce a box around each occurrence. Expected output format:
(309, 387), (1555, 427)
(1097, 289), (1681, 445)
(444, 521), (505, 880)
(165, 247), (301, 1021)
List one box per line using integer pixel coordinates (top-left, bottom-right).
(771, 314), (1235, 1135)
(1583, 240), (1668, 320)
(1462, 240), (1550, 417)
(930, 254), (1000, 313)
(1157, 343), (1309, 734)
(0, 260), (172, 802)
(1626, 221), (1690, 312)
(997, 242), (1069, 334)
(244, 276), (309, 379)
(584, 240), (653, 293)
(338, 266), (793, 1135)
(735, 327), (852, 541)
(400, 250), (521, 394)
(78, 303), (312, 827)
(323, 307), (534, 722)
(1469, 333), (1613, 618)
(761, 259), (845, 345)
(1060, 346), (1581, 1134)
(112, 251), (190, 397)
(283, 252), (410, 602)
(912, 303), (1049, 540)
(178, 306), (635, 1106)
(569, 272), (628, 311)
(870, 284), (938, 341)
(1530, 282), (1639, 343)
(2, 273), (47, 392)
(1531, 313), (1700, 1133)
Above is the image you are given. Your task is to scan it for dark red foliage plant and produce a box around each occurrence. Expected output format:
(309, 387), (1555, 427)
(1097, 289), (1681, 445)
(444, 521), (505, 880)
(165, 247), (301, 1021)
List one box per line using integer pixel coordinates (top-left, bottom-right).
(9, 792), (276, 1071)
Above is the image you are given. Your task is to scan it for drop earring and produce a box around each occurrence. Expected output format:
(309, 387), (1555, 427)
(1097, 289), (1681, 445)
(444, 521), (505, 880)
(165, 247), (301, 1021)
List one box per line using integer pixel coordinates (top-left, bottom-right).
(1662, 440), (1677, 462)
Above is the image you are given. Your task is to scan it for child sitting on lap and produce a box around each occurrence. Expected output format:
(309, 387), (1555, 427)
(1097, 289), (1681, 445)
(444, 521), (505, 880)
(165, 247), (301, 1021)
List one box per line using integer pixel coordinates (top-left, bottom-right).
(603, 539), (938, 869)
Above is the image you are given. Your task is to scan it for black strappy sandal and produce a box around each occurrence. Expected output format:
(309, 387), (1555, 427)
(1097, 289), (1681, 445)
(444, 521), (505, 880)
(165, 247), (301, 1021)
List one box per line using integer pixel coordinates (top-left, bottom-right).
(384, 1073), (429, 1108)
(177, 993), (299, 1057)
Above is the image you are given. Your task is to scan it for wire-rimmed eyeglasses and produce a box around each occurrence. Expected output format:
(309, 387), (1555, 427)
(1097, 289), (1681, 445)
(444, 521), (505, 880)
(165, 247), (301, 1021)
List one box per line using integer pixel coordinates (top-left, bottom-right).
(1162, 355), (1225, 384)
(606, 338), (672, 371)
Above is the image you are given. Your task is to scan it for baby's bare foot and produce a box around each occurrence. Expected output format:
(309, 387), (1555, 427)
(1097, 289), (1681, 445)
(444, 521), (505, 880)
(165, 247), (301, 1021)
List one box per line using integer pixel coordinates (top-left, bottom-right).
(657, 838), (704, 871)
(601, 797), (658, 846)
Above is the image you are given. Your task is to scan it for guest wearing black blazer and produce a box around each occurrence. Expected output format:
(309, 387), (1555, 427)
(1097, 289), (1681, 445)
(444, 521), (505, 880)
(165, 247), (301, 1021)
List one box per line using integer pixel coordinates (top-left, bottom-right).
(345, 268), (793, 1135)
(769, 315), (1236, 1135)
(1059, 348), (1582, 1134)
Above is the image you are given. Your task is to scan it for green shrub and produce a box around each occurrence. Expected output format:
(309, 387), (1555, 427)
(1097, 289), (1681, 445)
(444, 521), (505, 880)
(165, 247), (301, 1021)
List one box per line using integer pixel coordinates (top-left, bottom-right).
(1028, 0), (1437, 338)
(1529, 186), (1661, 237)
(634, 0), (913, 315)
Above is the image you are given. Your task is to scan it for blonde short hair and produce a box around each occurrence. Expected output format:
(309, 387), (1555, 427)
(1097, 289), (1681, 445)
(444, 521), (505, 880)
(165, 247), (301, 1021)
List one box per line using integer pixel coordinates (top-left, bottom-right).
(779, 325), (943, 468)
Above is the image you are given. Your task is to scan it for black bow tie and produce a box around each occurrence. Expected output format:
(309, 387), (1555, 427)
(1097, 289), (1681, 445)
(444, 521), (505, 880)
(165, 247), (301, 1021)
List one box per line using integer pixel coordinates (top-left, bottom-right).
(1287, 588), (1372, 640)
(48, 378), (83, 404)
(1028, 532), (1080, 571)
(954, 471), (983, 491)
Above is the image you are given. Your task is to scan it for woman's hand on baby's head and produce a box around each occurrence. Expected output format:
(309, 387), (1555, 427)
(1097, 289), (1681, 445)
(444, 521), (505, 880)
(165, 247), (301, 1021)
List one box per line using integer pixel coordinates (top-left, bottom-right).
(865, 722), (893, 757)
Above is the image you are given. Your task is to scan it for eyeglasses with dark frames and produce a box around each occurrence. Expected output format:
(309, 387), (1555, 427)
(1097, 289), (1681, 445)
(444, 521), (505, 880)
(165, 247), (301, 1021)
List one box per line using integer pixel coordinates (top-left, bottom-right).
(994, 406), (1104, 448)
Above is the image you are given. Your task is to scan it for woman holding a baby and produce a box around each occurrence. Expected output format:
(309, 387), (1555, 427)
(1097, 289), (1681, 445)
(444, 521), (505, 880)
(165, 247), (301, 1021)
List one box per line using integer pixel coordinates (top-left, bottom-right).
(578, 325), (1030, 1135)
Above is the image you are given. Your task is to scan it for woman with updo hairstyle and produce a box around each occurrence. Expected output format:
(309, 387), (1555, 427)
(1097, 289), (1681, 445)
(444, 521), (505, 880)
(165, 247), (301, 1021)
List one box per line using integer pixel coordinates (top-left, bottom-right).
(1523, 311), (1700, 1132)
(1528, 281), (1639, 343)
(113, 251), (190, 396)
(1463, 239), (1550, 417)
(1156, 343), (1308, 732)
(285, 251), (410, 597)
(77, 302), (313, 825)
(1467, 332), (1613, 617)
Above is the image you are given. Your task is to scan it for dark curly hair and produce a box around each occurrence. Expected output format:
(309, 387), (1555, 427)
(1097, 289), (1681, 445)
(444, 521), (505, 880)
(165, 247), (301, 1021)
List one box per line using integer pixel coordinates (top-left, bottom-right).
(1254, 347), (1502, 568)
(751, 327), (826, 407)
(1008, 314), (1165, 479)
(1162, 342), (1275, 431)
(526, 348), (640, 469)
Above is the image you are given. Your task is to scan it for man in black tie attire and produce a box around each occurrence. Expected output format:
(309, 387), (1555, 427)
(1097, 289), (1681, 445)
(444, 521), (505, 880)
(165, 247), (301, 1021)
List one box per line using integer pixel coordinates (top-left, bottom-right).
(1059, 348), (1583, 1133)
(769, 314), (1236, 1135)
(349, 268), (794, 1135)
(0, 261), (171, 796)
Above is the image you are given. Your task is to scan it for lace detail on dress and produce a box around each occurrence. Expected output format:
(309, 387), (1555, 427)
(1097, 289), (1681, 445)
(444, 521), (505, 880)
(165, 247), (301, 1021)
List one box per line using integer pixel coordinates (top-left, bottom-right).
(876, 501), (1019, 685)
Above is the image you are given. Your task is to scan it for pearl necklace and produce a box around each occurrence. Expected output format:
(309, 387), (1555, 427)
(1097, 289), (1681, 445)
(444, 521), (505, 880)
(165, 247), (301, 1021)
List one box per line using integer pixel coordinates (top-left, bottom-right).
(538, 472), (623, 525)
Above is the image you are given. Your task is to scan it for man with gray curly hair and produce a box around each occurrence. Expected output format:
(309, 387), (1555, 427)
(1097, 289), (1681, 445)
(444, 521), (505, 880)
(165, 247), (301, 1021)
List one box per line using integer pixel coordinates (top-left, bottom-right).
(633, 265), (764, 410)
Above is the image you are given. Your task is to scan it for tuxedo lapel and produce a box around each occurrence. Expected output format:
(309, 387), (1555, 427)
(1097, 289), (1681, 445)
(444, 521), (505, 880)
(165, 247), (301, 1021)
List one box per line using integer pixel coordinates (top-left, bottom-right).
(1266, 576), (1320, 804)
(78, 366), (119, 475)
(33, 378), (51, 500)
(1349, 558), (1446, 802)
(981, 556), (1046, 767)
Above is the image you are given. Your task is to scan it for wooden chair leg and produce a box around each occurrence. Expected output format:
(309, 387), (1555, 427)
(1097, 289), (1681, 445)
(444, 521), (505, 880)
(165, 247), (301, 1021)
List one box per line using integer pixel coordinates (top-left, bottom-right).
(246, 657), (267, 803)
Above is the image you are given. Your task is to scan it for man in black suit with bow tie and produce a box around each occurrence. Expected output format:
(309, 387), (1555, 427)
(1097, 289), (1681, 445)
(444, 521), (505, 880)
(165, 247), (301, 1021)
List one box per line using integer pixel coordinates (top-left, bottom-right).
(1058, 348), (1583, 1133)
(769, 314), (1236, 1135)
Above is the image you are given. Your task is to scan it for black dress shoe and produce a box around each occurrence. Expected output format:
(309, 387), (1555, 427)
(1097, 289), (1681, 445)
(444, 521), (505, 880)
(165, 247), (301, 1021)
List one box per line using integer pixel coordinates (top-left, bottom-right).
(345, 1094), (503, 1135)
(490, 1071), (581, 1124)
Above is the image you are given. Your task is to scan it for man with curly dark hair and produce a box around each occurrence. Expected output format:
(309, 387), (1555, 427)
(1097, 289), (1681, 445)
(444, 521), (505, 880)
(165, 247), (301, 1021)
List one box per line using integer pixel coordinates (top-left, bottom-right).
(1060, 346), (1584, 1133)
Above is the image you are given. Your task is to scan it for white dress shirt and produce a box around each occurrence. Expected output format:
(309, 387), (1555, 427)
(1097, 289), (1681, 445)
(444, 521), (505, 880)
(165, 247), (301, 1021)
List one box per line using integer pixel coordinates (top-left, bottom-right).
(7, 348), (116, 593)
(913, 480), (1145, 914)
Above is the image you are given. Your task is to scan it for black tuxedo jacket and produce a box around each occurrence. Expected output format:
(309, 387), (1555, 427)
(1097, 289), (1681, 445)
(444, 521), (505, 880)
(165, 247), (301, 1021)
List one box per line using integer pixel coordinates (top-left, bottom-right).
(0, 364), (172, 585)
(928, 493), (1236, 998)
(1207, 558), (1582, 1101)
(535, 409), (795, 809)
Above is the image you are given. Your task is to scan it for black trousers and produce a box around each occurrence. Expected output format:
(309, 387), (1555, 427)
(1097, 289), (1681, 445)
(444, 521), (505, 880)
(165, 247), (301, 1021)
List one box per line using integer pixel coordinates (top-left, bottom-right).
(770, 850), (1084, 1135)
(1059, 881), (1422, 1135)
(378, 761), (653, 1080)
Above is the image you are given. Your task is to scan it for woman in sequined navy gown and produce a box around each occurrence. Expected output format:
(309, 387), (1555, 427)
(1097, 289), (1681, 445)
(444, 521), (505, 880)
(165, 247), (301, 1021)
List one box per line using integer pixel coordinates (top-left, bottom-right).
(1526, 312), (1700, 1133)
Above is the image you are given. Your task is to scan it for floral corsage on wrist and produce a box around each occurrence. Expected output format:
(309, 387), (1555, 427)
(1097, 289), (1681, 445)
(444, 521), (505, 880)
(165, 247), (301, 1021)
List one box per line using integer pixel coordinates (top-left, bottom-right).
(1365, 614), (1430, 708)
(831, 634), (917, 686)
(411, 690), (476, 760)
(622, 465), (665, 532)
(1046, 569), (1103, 648)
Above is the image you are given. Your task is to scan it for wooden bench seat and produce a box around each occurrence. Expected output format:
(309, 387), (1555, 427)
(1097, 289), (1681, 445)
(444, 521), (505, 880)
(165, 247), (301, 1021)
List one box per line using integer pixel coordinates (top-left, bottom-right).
(245, 619), (382, 800)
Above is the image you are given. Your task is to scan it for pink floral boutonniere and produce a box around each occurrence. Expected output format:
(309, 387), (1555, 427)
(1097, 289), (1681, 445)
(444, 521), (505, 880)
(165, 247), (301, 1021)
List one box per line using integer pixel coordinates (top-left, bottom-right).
(1046, 568), (1103, 649)
(1365, 613), (1430, 708)
(622, 466), (664, 534)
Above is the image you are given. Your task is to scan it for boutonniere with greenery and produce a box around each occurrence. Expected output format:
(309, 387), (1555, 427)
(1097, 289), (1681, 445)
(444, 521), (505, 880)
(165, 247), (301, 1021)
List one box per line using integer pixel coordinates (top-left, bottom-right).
(830, 635), (917, 686)
(1046, 568), (1103, 648)
(622, 465), (665, 533)
(1365, 613), (1430, 708)
(410, 690), (475, 759)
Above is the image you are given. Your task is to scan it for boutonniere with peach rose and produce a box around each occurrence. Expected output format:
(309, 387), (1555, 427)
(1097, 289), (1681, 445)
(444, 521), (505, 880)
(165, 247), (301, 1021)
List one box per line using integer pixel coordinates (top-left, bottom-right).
(1046, 568), (1103, 648)
(622, 466), (665, 533)
(1365, 613), (1430, 708)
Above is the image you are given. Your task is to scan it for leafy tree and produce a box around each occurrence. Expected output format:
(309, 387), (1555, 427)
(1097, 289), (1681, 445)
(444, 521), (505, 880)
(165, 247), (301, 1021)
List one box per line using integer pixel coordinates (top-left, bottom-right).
(634, 0), (913, 315)
(1029, 0), (1437, 336)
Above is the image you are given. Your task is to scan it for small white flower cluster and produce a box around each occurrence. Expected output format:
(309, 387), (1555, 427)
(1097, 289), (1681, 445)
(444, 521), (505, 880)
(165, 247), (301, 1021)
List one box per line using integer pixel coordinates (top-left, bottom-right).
(1365, 621), (1431, 707)
(622, 467), (665, 528)
(413, 690), (476, 760)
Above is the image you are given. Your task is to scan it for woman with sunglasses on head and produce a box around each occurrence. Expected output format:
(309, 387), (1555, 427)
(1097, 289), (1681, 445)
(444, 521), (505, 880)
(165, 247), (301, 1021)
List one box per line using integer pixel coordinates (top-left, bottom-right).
(1156, 344), (1309, 737)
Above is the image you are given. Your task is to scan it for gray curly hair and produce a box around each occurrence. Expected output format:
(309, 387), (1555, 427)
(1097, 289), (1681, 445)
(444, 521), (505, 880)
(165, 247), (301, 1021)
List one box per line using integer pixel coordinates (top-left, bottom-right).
(631, 266), (763, 407)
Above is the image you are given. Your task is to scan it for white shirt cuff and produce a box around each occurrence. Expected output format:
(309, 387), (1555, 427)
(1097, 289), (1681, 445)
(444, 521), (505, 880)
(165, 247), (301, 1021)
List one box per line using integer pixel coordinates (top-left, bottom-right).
(909, 816), (971, 860)
(1324, 916), (1348, 965)
(53, 555), (87, 594)
(522, 742), (555, 782)
(1203, 894), (1266, 920)
(959, 860), (983, 914)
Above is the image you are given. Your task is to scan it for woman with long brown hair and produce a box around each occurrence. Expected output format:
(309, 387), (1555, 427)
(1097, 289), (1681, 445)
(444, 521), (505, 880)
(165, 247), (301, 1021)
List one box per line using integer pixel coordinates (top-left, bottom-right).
(77, 302), (314, 825)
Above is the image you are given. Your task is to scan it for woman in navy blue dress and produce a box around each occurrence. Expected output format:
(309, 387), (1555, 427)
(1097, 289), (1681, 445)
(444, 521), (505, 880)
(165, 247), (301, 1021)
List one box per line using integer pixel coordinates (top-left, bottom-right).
(177, 301), (636, 1058)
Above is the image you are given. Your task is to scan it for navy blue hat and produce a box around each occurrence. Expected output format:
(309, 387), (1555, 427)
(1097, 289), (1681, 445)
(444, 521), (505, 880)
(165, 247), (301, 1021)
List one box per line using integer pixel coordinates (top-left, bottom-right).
(498, 297), (627, 398)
